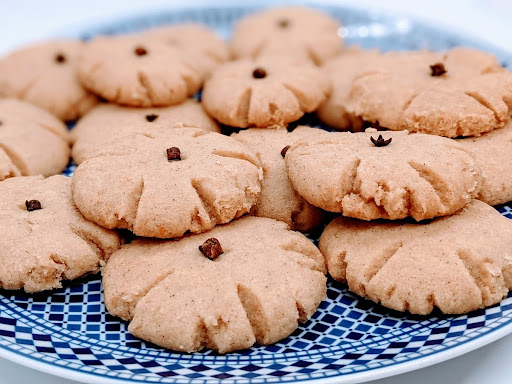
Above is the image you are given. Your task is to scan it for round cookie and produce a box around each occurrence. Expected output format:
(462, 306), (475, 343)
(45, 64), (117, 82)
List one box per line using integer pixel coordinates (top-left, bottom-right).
(285, 130), (481, 221)
(345, 47), (512, 137)
(319, 200), (512, 315)
(77, 35), (202, 107)
(71, 99), (220, 164)
(232, 126), (324, 231)
(231, 6), (342, 65)
(72, 127), (262, 238)
(0, 98), (70, 181)
(0, 175), (121, 292)
(103, 216), (327, 353)
(0, 40), (98, 121)
(202, 56), (331, 128)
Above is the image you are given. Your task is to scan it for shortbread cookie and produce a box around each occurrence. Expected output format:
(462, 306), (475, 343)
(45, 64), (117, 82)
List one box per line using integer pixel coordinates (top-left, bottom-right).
(77, 35), (202, 107)
(202, 56), (331, 128)
(345, 48), (512, 137)
(0, 98), (70, 181)
(232, 127), (324, 231)
(0, 40), (97, 121)
(0, 175), (121, 292)
(319, 200), (512, 315)
(103, 216), (326, 353)
(457, 122), (512, 205)
(286, 130), (481, 221)
(71, 99), (220, 164)
(143, 23), (230, 79)
(72, 127), (262, 238)
(231, 6), (342, 65)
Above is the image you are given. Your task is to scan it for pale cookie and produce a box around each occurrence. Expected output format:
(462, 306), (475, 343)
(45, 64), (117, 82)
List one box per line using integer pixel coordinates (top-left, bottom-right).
(0, 40), (98, 121)
(77, 35), (202, 107)
(71, 99), (220, 164)
(103, 216), (326, 353)
(72, 127), (262, 238)
(285, 130), (481, 221)
(232, 126), (324, 231)
(345, 48), (512, 137)
(0, 175), (121, 292)
(231, 6), (342, 65)
(202, 56), (331, 128)
(0, 98), (70, 181)
(319, 200), (512, 315)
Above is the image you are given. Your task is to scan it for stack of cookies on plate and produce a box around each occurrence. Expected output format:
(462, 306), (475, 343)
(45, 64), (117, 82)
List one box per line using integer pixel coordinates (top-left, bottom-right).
(0, 5), (512, 354)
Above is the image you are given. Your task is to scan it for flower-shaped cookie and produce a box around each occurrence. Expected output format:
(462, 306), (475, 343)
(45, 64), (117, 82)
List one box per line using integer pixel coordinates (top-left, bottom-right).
(103, 216), (326, 353)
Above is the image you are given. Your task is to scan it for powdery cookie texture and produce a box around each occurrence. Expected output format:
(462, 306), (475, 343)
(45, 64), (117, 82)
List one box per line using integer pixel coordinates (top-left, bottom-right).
(0, 40), (97, 121)
(285, 130), (481, 221)
(232, 127), (324, 231)
(103, 216), (326, 353)
(345, 48), (512, 137)
(0, 98), (70, 181)
(231, 6), (342, 65)
(202, 56), (331, 128)
(71, 99), (219, 164)
(77, 35), (202, 107)
(0, 175), (121, 292)
(72, 127), (262, 238)
(319, 200), (512, 315)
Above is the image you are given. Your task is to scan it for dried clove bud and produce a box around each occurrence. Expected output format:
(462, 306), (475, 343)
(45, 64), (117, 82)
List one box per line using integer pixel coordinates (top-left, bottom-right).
(430, 63), (446, 76)
(281, 145), (290, 158)
(370, 134), (392, 147)
(199, 238), (223, 260)
(55, 53), (66, 64)
(252, 67), (267, 79)
(146, 114), (158, 122)
(134, 46), (148, 56)
(25, 200), (42, 211)
(166, 147), (181, 161)
(277, 18), (290, 28)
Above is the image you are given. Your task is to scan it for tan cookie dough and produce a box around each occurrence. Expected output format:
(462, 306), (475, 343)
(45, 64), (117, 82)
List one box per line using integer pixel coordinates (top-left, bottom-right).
(0, 175), (121, 292)
(319, 200), (512, 315)
(103, 216), (326, 353)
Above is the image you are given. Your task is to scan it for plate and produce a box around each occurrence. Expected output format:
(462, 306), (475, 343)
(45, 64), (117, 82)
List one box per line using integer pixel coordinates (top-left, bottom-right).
(2, 3), (512, 384)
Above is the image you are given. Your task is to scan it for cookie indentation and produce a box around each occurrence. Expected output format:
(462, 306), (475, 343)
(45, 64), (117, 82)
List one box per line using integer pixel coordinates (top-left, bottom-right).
(199, 238), (223, 260)
(25, 200), (42, 211)
(252, 67), (267, 79)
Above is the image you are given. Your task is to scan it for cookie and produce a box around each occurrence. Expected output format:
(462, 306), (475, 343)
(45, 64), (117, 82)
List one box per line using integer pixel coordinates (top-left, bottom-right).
(71, 99), (220, 164)
(285, 130), (481, 221)
(231, 6), (342, 65)
(0, 98), (70, 181)
(103, 216), (326, 353)
(202, 56), (331, 128)
(143, 23), (230, 80)
(232, 126), (324, 231)
(0, 40), (98, 121)
(319, 200), (512, 315)
(77, 35), (202, 107)
(345, 48), (512, 137)
(0, 175), (121, 292)
(72, 127), (262, 238)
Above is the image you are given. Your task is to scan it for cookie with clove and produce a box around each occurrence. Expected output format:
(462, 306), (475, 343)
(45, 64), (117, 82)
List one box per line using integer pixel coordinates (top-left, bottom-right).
(0, 98), (70, 181)
(102, 216), (326, 353)
(202, 56), (331, 128)
(0, 40), (98, 121)
(70, 99), (220, 164)
(319, 200), (512, 315)
(72, 127), (262, 238)
(285, 130), (481, 221)
(0, 175), (121, 292)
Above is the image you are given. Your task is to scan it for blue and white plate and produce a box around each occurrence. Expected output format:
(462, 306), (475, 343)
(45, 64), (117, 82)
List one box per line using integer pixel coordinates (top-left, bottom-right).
(2, 3), (512, 384)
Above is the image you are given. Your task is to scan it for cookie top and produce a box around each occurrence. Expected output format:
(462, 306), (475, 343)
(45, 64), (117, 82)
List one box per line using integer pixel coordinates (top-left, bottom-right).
(345, 48), (512, 137)
(231, 6), (342, 65)
(285, 130), (481, 221)
(0, 40), (98, 121)
(0, 98), (70, 181)
(77, 35), (202, 107)
(70, 99), (220, 164)
(0, 175), (121, 292)
(143, 23), (230, 80)
(319, 200), (512, 314)
(232, 126), (324, 231)
(103, 216), (326, 353)
(202, 56), (331, 128)
(72, 127), (262, 238)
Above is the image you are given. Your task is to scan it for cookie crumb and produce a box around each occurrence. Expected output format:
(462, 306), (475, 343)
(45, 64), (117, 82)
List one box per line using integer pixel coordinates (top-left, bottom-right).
(252, 67), (267, 79)
(146, 114), (158, 122)
(281, 145), (290, 157)
(277, 18), (290, 28)
(54, 53), (66, 64)
(134, 46), (148, 56)
(199, 238), (223, 260)
(370, 134), (392, 147)
(166, 147), (181, 161)
(25, 200), (42, 211)
(430, 63), (446, 76)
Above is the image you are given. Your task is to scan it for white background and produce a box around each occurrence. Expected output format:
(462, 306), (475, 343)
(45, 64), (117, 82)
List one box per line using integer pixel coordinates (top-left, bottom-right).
(0, 1), (511, 383)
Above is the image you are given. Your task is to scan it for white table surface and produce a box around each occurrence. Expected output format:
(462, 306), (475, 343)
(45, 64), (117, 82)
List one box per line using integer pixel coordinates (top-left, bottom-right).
(0, 0), (511, 383)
